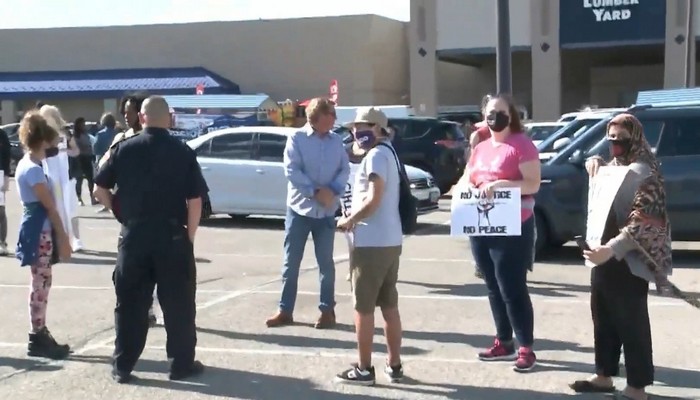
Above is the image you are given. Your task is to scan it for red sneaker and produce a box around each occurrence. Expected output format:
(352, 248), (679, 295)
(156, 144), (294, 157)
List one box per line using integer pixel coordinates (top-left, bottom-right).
(513, 347), (537, 372)
(478, 339), (517, 361)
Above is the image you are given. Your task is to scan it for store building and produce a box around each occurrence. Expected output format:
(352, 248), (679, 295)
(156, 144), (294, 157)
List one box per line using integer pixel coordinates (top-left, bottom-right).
(0, 14), (408, 124)
(410, 0), (700, 120)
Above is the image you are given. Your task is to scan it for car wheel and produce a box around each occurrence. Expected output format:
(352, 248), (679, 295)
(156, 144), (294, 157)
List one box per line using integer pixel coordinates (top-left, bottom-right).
(534, 211), (550, 260)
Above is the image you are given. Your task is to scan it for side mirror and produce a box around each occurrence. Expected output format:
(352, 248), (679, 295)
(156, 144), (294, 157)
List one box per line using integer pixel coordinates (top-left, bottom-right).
(553, 137), (571, 151)
(569, 149), (584, 165)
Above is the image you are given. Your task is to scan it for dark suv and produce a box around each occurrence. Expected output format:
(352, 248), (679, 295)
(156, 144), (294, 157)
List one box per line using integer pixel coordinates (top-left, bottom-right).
(535, 103), (700, 255)
(338, 117), (467, 193)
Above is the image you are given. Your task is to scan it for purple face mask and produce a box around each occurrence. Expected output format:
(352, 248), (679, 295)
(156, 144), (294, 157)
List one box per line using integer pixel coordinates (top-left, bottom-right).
(355, 130), (375, 150)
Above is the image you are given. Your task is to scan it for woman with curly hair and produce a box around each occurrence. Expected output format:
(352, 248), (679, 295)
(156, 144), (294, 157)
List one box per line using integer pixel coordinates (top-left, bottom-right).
(15, 111), (73, 359)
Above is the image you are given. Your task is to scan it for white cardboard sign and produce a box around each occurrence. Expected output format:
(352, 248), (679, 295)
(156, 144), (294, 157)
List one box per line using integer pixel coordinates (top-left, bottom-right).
(585, 166), (631, 251)
(451, 186), (522, 236)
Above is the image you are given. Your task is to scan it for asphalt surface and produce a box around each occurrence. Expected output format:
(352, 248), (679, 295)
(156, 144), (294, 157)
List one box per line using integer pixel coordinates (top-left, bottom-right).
(0, 183), (698, 399)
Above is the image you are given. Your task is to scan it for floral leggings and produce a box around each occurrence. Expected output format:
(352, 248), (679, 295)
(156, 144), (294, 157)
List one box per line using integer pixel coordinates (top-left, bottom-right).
(29, 230), (53, 332)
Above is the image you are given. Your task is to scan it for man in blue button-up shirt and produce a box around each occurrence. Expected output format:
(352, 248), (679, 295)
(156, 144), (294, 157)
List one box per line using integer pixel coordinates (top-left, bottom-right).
(266, 98), (349, 329)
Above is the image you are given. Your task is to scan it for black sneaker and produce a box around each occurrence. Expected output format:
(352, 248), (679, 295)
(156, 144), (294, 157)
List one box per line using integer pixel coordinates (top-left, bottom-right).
(27, 327), (70, 360)
(169, 360), (205, 381)
(474, 268), (484, 279)
(384, 363), (403, 383)
(334, 363), (375, 386)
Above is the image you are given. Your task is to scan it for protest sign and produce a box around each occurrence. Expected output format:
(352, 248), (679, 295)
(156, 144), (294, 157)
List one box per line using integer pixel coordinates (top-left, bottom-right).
(451, 186), (522, 236)
(585, 166), (631, 251)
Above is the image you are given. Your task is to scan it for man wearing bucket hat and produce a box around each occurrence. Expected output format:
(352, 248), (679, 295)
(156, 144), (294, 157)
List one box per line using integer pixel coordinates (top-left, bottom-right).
(335, 107), (404, 386)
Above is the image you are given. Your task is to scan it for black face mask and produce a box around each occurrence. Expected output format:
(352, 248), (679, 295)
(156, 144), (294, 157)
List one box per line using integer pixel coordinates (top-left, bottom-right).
(608, 139), (632, 158)
(486, 111), (510, 133)
(45, 147), (59, 158)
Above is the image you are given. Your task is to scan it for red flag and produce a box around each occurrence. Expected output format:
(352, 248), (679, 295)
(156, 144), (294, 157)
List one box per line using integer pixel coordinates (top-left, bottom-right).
(195, 84), (205, 114)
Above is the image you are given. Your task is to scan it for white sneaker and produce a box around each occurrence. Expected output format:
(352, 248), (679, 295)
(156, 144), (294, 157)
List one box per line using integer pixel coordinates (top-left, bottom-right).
(0, 243), (8, 256)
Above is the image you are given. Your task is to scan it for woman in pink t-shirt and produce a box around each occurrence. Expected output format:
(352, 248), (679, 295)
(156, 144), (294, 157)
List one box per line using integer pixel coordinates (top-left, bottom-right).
(460, 94), (541, 373)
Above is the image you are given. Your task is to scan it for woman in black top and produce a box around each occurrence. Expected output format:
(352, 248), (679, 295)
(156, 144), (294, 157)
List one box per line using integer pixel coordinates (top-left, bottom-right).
(72, 118), (96, 205)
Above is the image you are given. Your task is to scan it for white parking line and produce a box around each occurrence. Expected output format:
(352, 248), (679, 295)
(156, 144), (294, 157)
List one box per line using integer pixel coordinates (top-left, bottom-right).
(0, 254), (349, 381)
(0, 342), (543, 366)
(403, 257), (467, 263)
(0, 285), (686, 307)
(0, 285), (683, 307)
(82, 225), (119, 231)
(247, 290), (685, 307)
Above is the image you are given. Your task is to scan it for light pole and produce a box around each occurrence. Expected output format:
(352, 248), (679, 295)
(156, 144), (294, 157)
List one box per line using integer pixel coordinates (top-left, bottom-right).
(684, 0), (694, 88)
(496, 0), (513, 94)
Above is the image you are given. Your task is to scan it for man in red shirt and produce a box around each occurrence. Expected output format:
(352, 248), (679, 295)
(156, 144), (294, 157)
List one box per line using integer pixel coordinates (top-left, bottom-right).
(467, 97), (492, 279)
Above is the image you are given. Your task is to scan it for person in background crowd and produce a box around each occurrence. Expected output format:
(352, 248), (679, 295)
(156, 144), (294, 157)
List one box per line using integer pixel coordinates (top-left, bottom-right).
(335, 107), (404, 386)
(72, 117), (97, 206)
(0, 127), (10, 255)
(15, 111), (72, 359)
(109, 94), (147, 149)
(467, 94), (493, 280)
(94, 96), (208, 383)
(469, 94), (493, 149)
(265, 97), (349, 329)
(98, 94), (158, 325)
(94, 113), (117, 165)
(39, 105), (84, 252)
(114, 121), (125, 134)
(459, 94), (541, 372)
(569, 114), (672, 400)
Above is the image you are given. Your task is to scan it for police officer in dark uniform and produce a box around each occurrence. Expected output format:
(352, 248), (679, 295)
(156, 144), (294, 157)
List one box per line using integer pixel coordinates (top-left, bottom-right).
(93, 96), (209, 384)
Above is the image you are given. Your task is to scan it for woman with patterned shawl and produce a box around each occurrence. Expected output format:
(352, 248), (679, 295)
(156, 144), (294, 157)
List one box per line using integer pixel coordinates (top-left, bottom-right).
(570, 113), (672, 400)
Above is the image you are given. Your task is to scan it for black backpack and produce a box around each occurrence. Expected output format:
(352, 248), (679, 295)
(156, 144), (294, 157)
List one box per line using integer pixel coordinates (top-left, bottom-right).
(377, 142), (418, 234)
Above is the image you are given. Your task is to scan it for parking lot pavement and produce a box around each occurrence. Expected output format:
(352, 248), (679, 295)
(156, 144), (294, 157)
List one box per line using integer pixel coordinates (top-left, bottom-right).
(0, 190), (699, 399)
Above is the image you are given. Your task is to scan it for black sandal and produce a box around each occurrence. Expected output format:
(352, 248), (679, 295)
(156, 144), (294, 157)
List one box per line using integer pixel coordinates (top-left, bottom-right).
(569, 380), (615, 393)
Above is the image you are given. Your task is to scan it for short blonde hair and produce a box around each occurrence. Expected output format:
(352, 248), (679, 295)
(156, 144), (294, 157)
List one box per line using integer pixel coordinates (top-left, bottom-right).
(305, 97), (335, 123)
(19, 111), (59, 151)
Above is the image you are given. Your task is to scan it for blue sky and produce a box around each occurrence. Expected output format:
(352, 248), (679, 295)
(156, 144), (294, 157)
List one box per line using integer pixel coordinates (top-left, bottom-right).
(1, 0), (409, 29)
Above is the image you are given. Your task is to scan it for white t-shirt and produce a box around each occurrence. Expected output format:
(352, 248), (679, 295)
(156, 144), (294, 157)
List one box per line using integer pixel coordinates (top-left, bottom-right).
(350, 143), (403, 248)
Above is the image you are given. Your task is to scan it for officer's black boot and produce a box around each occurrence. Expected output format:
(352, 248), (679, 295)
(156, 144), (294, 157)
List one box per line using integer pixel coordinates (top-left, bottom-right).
(169, 360), (205, 381)
(28, 327), (70, 360)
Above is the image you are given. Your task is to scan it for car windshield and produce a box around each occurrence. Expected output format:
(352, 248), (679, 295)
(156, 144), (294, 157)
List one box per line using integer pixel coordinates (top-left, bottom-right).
(440, 122), (466, 140)
(537, 118), (602, 153)
(546, 118), (610, 165)
(528, 125), (562, 141)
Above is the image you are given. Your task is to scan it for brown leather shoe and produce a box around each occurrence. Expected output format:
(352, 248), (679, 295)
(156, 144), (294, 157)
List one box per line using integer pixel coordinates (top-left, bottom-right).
(314, 310), (336, 329)
(265, 311), (293, 328)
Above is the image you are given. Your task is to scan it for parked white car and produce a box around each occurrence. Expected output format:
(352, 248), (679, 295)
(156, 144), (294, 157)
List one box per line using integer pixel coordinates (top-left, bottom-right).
(187, 126), (441, 219)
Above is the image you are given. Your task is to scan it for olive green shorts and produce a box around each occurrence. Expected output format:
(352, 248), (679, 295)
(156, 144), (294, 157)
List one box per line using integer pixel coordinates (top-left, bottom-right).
(350, 246), (402, 314)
